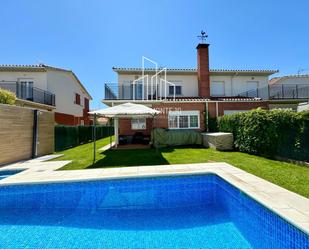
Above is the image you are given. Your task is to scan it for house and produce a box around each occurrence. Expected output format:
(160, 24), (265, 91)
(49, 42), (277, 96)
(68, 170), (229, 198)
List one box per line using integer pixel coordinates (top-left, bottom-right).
(268, 74), (309, 110)
(102, 42), (278, 137)
(0, 64), (92, 125)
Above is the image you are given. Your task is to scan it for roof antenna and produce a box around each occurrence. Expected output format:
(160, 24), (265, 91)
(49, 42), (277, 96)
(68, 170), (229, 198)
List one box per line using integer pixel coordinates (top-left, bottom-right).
(197, 30), (208, 43)
(298, 68), (309, 76)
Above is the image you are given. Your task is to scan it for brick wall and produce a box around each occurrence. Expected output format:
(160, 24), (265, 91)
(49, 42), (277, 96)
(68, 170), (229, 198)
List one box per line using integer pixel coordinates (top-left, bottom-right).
(55, 111), (91, 126)
(117, 101), (268, 136)
(152, 102), (206, 132)
(119, 118), (153, 135)
(0, 104), (54, 165)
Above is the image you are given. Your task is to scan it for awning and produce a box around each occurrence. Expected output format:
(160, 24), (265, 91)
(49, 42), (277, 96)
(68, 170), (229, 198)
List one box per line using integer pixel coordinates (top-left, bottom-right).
(88, 103), (161, 160)
(89, 102), (160, 118)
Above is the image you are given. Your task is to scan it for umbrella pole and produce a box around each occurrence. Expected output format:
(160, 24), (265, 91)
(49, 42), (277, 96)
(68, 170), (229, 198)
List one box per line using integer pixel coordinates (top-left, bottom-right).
(93, 113), (96, 165)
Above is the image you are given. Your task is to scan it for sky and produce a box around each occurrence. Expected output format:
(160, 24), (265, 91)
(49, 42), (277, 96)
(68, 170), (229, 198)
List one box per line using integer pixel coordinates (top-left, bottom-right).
(1, 0), (309, 109)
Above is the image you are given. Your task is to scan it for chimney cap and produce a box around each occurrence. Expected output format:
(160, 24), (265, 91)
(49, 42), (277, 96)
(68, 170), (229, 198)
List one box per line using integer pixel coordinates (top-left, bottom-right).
(196, 43), (210, 49)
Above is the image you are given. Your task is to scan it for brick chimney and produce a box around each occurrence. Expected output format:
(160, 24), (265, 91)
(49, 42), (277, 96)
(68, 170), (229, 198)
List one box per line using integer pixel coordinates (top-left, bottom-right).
(196, 43), (210, 98)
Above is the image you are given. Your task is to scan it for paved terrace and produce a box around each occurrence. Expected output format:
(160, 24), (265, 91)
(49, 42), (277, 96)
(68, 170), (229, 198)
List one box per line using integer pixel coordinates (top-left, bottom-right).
(0, 155), (309, 235)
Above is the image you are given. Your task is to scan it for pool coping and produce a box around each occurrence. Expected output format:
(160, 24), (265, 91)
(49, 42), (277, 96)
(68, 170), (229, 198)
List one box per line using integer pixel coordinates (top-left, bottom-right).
(0, 158), (309, 235)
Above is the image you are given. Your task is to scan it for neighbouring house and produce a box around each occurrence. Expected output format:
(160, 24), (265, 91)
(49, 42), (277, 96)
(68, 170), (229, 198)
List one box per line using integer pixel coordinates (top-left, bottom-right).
(102, 42), (278, 139)
(0, 64), (92, 125)
(268, 74), (309, 110)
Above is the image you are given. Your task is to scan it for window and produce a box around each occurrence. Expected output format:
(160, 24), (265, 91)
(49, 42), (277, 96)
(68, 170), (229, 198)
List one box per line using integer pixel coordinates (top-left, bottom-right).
(168, 116), (178, 129)
(131, 118), (146, 130)
(84, 98), (89, 110)
(179, 115), (189, 128)
(211, 81), (225, 96)
(169, 85), (182, 95)
(168, 111), (200, 129)
(75, 93), (80, 105)
(19, 79), (34, 99)
(189, 115), (199, 128)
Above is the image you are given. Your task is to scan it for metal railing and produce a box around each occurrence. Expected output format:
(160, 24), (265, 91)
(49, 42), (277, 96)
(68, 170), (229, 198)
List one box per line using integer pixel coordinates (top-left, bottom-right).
(238, 84), (309, 100)
(104, 83), (169, 100)
(105, 82), (309, 101)
(269, 84), (309, 99)
(0, 81), (55, 106)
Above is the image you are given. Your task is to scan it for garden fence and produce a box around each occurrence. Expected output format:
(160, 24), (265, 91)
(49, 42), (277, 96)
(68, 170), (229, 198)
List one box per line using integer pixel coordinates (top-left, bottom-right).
(55, 125), (114, 151)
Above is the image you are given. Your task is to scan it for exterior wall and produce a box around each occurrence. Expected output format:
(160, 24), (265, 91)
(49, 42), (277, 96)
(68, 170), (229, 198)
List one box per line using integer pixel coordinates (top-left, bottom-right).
(0, 71), (47, 90)
(207, 101), (268, 117)
(0, 70), (91, 125)
(46, 70), (90, 118)
(119, 118), (153, 136)
(152, 102), (206, 132)
(116, 101), (268, 136)
(55, 112), (91, 126)
(117, 73), (269, 99)
(0, 104), (54, 165)
(210, 75), (269, 99)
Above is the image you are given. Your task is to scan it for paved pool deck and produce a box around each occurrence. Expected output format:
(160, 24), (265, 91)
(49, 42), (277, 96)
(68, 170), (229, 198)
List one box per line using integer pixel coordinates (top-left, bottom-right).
(0, 156), (309, 235)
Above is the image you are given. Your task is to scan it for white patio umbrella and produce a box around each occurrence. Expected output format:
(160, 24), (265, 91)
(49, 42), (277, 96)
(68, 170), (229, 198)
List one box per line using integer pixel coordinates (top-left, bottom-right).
(88, 103), (161, 162)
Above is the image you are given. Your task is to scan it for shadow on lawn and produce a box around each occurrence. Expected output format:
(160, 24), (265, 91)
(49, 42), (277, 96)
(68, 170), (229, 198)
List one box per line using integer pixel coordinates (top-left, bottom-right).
(86, 148), (174, 169)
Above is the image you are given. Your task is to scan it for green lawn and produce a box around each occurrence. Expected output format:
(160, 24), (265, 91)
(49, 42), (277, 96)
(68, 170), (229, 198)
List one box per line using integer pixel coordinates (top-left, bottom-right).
(53, 137), (309, 198)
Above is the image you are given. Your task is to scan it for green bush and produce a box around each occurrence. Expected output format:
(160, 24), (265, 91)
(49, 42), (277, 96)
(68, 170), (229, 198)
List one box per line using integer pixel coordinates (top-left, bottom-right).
(218, 108), (308, 161)
(0, 88), (16, 105)
(55, 125), (114, 151)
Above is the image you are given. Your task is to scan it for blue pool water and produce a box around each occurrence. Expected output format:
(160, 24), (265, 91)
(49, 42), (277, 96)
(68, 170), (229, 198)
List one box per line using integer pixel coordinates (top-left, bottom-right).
(0, 174), (308, 249)
(0, 169), (24, 180)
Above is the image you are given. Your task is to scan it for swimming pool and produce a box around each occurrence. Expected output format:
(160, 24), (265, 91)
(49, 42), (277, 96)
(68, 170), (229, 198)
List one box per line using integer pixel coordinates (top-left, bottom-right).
(0, 174), (308, 248)
(0, 169), (24, 180)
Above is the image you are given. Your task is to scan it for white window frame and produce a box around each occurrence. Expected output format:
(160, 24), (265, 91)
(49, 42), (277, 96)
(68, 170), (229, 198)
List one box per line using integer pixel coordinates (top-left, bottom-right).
(131, 118), (146, 130)
(168, 110), (200, 129)
(211, 81), (225, 97)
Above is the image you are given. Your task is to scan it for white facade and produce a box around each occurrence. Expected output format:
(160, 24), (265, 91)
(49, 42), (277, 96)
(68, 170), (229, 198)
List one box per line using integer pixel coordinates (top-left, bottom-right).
(0, 66), (92, 117)
(116, 71), (270, 99)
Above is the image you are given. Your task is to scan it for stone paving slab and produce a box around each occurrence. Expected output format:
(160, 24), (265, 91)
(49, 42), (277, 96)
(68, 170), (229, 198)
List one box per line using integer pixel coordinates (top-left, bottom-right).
(0, 158), (308, 235)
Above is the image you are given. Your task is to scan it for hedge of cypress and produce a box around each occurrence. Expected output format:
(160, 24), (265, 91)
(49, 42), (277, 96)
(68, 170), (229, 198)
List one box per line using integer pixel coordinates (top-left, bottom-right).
(55, 125), (114, 151)
(218, 108), (309, 162)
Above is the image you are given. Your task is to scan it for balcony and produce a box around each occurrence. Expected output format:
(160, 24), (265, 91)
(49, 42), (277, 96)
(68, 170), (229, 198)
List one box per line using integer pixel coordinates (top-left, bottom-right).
(105, 83), (172, 100)
(105, 82), (309, 101)
(238, 84), (309, 100)
(0, 81), (55, 106)
(269, 84), (309, 100)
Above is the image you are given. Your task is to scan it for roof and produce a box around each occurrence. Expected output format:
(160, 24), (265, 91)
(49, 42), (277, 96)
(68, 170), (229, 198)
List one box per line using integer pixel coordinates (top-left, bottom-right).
(89, 102), (160, 117)
(269, 74), (309, 85)
(112, 67), (278, 76)
(0, 64), (92, 99)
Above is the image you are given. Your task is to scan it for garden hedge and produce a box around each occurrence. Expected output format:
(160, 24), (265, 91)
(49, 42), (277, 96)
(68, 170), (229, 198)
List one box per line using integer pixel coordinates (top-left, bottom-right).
(218, 108), (309, 162)
(55, 125), (114, 151)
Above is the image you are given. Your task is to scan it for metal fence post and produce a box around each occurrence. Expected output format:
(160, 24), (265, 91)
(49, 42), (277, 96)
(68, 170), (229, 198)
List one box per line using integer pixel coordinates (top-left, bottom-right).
(32, 110), (39, 158)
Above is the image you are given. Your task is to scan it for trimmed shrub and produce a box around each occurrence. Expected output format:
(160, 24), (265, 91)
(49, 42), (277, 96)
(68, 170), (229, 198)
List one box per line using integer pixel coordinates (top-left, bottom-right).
(0, 88), (16, 105)
(55, 125), (114, 151)
(218, 108), (308, 161)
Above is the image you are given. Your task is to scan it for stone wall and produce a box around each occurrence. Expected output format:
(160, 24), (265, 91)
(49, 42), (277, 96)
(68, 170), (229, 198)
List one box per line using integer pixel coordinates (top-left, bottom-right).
(0, 104), (54, 165)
